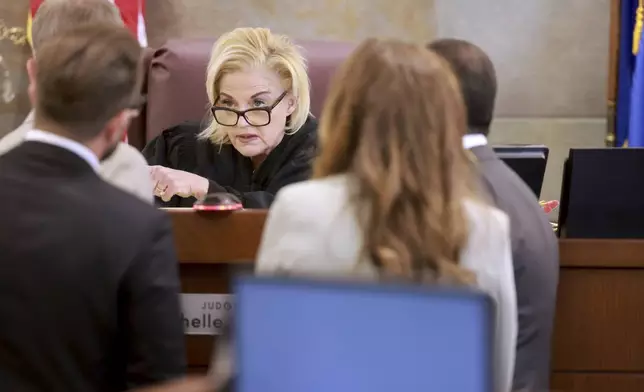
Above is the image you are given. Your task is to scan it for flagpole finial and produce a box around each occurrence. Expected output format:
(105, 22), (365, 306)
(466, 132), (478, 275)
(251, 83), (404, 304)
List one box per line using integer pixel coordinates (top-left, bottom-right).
(634, 0), (644, 54)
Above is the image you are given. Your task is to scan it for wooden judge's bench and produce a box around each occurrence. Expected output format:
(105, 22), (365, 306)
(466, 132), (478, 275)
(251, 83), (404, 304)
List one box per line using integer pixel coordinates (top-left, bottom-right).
(169, 209), (644, 392)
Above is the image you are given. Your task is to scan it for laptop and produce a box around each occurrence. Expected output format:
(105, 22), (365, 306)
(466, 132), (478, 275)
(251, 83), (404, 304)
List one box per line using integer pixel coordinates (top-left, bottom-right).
(234, 276), (495, 392)
(558, 148), (644, 238)
(493, 145), (549, 197)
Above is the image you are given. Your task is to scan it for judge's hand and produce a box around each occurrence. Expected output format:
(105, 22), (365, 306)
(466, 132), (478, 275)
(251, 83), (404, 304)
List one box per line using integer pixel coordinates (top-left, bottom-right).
(149, 165), (209, 202)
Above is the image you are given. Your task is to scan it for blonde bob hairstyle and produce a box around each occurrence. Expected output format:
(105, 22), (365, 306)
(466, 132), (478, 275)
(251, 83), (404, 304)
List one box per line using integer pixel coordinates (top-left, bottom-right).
(199, 27), (311, 145)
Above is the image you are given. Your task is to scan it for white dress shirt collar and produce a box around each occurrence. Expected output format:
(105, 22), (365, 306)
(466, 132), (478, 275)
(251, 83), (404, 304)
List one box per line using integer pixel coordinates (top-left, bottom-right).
(22, 110), (35, 127)
(24, 129), (100, 172)
(462, 133), (488, 150)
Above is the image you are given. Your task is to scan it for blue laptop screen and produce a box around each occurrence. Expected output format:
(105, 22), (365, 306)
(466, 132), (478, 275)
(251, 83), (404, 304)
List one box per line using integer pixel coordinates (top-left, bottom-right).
(235, 278), (493, 392)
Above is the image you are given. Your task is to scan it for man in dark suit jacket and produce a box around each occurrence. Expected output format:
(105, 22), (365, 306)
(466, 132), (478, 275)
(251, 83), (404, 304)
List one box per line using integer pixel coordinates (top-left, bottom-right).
(0, 25), (186, 392)
(430, 39), (559, 392)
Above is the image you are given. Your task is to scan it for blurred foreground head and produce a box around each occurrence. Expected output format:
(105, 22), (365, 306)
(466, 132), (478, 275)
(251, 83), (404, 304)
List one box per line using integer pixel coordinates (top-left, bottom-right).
(33, 25), (142, 157)
(314, 38), (476, 284)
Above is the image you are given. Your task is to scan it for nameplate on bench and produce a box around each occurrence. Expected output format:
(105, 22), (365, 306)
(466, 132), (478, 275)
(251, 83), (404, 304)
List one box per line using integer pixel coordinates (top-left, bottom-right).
(181, 294), (233, 335)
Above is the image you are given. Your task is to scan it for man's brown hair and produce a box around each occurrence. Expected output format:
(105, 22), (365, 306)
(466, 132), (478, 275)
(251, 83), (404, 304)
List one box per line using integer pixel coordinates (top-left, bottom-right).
(34, 25), (142, 140)
(31, 0), (123, 52)
(314, 38), (476, 285)
(428, 39), (497, 136)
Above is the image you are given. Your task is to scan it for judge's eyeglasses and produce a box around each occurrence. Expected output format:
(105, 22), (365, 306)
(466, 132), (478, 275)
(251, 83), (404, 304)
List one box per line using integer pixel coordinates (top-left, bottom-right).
(211, 91), (287, 127)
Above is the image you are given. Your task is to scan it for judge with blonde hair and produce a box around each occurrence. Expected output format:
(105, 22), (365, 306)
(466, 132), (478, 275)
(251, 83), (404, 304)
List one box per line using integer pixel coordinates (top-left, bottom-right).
(144, 27), (317, 208)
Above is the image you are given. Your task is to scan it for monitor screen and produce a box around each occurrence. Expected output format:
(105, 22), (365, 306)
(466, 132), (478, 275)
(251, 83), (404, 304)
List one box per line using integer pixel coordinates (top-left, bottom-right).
(235, 277), (494, 392)
(493, 145), (549, 197)
(558, 148), (644, 238)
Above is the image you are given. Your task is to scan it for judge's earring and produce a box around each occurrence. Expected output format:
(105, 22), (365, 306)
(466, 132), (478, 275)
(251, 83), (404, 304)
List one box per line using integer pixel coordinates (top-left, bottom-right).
(286, 97), (296, 115)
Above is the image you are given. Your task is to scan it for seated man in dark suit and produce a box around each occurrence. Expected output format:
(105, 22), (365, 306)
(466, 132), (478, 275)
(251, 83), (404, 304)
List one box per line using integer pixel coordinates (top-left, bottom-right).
(0, 25), (186, 391)
(430, 39), (559, 392)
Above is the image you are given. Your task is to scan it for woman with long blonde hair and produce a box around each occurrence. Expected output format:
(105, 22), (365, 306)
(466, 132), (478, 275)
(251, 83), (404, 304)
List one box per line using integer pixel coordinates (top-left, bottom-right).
(255, 38), (516, 392)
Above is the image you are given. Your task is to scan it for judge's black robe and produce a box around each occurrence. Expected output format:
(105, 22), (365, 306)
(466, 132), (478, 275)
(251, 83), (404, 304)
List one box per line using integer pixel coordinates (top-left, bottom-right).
(142, 117), (318, 208)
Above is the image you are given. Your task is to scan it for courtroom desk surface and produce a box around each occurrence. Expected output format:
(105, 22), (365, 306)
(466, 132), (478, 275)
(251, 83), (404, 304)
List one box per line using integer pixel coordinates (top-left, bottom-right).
(165, 210), (644, 391)
(552, 239), (644, 392)
(559, 239), (644, 267)
(166, 208), (265, 369)
(164, 208), (267, 263)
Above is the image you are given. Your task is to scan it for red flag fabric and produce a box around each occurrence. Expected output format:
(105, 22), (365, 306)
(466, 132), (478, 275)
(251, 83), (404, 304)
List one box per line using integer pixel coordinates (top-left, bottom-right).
(112, 0), (147, 47)
(30, 0), (44, 15)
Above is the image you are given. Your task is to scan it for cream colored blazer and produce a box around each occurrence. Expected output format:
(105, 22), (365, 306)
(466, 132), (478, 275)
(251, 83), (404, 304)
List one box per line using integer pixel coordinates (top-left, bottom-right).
(256, 174), (517, 392)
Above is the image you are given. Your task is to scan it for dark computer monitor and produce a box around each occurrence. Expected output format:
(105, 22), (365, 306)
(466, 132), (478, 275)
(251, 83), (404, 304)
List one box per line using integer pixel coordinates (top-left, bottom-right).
(558, 148), (644, 238)
(235, 276), (495, 392)
(493, 145), (549, 197)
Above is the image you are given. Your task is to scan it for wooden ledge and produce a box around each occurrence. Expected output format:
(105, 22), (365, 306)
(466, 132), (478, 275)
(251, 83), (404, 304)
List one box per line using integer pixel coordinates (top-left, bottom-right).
(164, 208), (267, 263)
(165, 208), (644, 269)
(560, 239), (644, 268)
